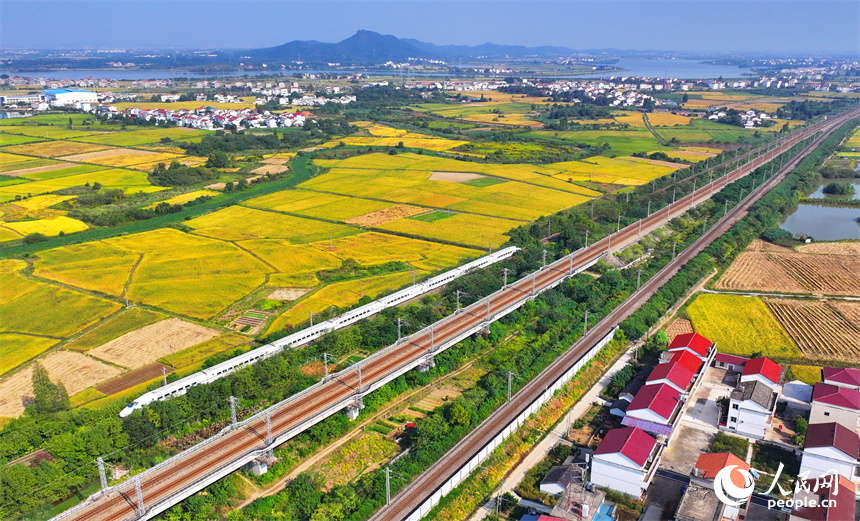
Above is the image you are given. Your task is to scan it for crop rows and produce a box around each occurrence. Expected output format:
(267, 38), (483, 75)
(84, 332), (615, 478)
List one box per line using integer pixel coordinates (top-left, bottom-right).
(764, 298), (860, 362)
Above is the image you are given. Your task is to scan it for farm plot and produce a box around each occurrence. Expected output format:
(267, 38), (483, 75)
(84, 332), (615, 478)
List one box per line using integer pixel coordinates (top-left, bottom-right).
(0, 134), (45, 146)
(61, 148), (181, 167)
(33, 241), (141, 296)
(345, 204), (427, 226)
(245, 189), (390, 222)
(687, 293), (800, 358)
(0, 167), (164, 202)
(715, 252), (807, 293)
(769, 253), (860, 295)
(14, 163), (106, 181)
(310, 232), (477, 268)
(238, 239), (342, 277)
(0, 333), (59, 375)
(71, 127), (211, 146)
(157, 333), (249, 369)
(613, 112), (646, 127)
(2, 216), (88, 238)
(545, 156), (683, 186)
(186, 205), (360, 243)
(1, 264), (121, 339)
(646, 112), (695, 127)
(4, 140), (112, 158)
(267, 270), (422, 333)
(786, 365), (822, 385)
(317, 432), (400, 488)
(96, 363), (173, 395)
(0, 125), (109, 140)
(829, 301), (860, 330)
(379, 212), (517, 249)
(764, 299), (860, 362)
(526, 129), (662, 157)
(88, 318), (220, 369)
(795, 241), (860, 256)
(0, 351), (123, 418)
(66, 308), (168, 351)
(320, 123), (468, 151)
(142, 189), (219, 209)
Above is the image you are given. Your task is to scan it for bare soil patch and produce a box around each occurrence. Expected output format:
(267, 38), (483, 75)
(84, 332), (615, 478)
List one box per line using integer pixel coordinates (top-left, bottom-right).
(268, 287), (312, 301)
(1, 162), (74, 177)
(429, 171), (488, 183)
(345, 204), (426, 227)
(204, 182), (226, 190)
(252, 164), (287, 175)
(62, 148), (156, 162)
(764, 299), (860, 362)
(0, 351), (122, 417)
(89, 318), (220, 369)
(770, 253), (860, 295)
(262, 158), (289, 165)
(795, 241), (860, 256)
(96, 363), (173, 395)
(664, 318), (694, 343)
(716, 251), (806, 293)
(748, 238), (793, 253)
(300, 360), (324, 378)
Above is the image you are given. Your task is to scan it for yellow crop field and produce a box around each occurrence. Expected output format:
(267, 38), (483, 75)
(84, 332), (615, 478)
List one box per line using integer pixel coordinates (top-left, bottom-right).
(787, 364), (822, 385)
(0, 227), (22, 241)
(647, 112), (694, 127)
(157, 333), (248, 368)
(687, 293), (801, 358)
(0, 167), (165, 202)
(186, 205), (359, 243)
(379, 212), (515, 249)
(68, 150), (183, 168)
(2, 216), (88, 237)
(4, 141), (112, 158)
(267, 271), (424, 333)
(240, 239), (343, 273)
(846, 129), (860, 148)
(143, 190), (219, 209)
(547, 156), (681, 186)
(69, 387), (106, 407)
(0, 152), (38, 166)
(0, 271), (121, 338)
(33, 241), (141, 296)
(72, 127), (210, 146)
(0, 259), (36, 301)
(310, 232), (477, 267)
(0, 333), (59, 375)
(613, 112), (646, 127)
(245, 189), (390, 221)
(304, 153), (591, 221)
(66, 308), (168, 351)
(0, 195), (76, 226)
(461, 112), (538, 126)
(321, 123), (468, 151)
(268, 271), (319, 288)
(0, 126), (109, 139)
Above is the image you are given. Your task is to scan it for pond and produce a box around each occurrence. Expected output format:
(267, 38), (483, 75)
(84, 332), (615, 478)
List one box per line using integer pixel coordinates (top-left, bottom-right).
(778, 204), (860, 241)
(805, 178), (860, 201)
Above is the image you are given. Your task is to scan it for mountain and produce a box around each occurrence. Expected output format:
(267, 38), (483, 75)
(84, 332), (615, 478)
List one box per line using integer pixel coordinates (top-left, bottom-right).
(250, 30), (577, 65)
(252, 30), (428, 64)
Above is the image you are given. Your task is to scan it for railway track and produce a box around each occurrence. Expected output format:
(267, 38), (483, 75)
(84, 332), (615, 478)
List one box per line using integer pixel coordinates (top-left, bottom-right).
(368, 109), (860, 521)
(51, 109), (859, 521)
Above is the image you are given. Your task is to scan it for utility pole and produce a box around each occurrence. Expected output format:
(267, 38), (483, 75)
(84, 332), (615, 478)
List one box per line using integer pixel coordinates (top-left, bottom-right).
(229, 396), (237, 429)
(265, 411), (272, 445)
(356, 363), (363, 393)
(397, 317), (403, 343)
(162, 366), (167, 386)
(97, 457), (108, 494)
(430, 324), (434, 352)
(309, 311), (313, 327)
(637, 268), (642, 289)
(585, 230), (589, 248)
(672, 242), (676, 260)
(503, 268), (510, 289)
(542, 249), (547, 269)
(691, 179), (696, 207)
(322, 352), (334, 380)
(134, 476), (145, 517)
(724, 199), (728, 216)
(486, 297), (491, 322)
(583, 310), (589, 335)
(616, 215), (621, 233)
(456, 290), (462, 313)
(412, 271), (416, 286)
(507, 371), (516, 402)
(531, 273), (536, 295)
(386, 467), (391, 505)
(647, 200), (651, 216)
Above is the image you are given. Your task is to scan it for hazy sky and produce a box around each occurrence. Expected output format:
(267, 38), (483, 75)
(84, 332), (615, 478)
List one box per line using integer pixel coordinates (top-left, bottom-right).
(2, 0), (858, 54)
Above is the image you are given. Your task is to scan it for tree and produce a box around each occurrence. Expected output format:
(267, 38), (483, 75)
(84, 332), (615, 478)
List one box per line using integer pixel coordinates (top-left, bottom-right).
(794, 415), (808, 436)
(682, 92), (689, 103)
(206, 150), (230, 168)
(31, 362), (70, 414)
(447, 400), (470, 427)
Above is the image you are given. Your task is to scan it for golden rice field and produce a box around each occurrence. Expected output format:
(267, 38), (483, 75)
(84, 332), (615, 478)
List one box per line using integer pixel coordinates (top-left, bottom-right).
(378, 212), (516, 249)
(4, 140), (112, 158)
(0, 194), (76, 224)
(306, 153), (592, 221)
(0, 126), (108, 139)
(613, 112), (646, 127)
(0, 167), (165, 202)
(186, 205), (360, 243)
(63, 148), (183, 167)
(2, 215), (88, 238)
(267, 270), (424, 333)
(240, 239), (343, 274)
(33, 240), (142, 297)
(71, 127), (211, 147)
(66, 308), (168, 352)
(320, 123), (468, 151)
(547, 156), (683, 186)
(687, 293), (801, 358)
(646, 112), (695, 127)
(143, 190), (219, 209)
(1, 261), (122, 338)
(309, 232), (477, 268)
(847, 128), (860, 148)
(0, 333), (59, 375)
(245, 189), (390, 221)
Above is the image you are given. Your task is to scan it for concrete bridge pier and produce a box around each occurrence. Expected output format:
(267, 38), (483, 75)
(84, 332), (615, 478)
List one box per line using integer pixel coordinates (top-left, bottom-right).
(346, 396), (365, 420)
(417, 356), (435, 372)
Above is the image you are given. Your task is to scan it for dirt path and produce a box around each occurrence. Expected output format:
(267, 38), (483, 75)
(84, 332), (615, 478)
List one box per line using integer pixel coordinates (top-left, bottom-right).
(642, 112), (670, 146)
(232, 358), (484, 509)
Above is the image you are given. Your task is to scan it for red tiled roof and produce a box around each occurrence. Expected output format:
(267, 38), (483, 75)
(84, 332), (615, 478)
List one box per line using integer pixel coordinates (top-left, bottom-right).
(822, 367), (860, 388)
(594, 426), (656, 467)
(714, 353), (748, 366)
(627, 383), (681, 421)
(792, 475), (856, 521)
(804, 422), (860, 459)
(742, 357), (781, 385)
(812, 383), (860, 411)
(647, 362), (695, 390)
(668, 332), (712, 357)
(694, 453), (749, 486)
(671, 350), (703, 374)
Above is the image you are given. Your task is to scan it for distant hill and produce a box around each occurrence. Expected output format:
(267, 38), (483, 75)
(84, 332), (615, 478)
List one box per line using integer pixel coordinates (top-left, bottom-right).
(250, 30), (578, 65)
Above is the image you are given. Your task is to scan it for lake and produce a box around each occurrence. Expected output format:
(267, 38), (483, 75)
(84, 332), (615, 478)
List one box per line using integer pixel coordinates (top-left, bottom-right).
(9, 59), (752, 82)
(805, 178), (860, 201)
(778, 204), (860, 241)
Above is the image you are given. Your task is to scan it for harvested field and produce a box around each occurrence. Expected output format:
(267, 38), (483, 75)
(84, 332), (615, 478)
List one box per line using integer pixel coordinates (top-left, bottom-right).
(0, 162), (74, 177)
(345, 205), (426, 227)
(268, 287), (313, 301)
(748, 238), (793, 253)
(764, 299), (860, 362)
(88, 318), (220, 369)
(795, 241), (860, 256)
(5, 141), (111, 158)
(262, 157), (290, 165)
(0, 350), (123, 417)
(96, 363), (173, 395)
(429, 171), (488, 183)
(252, 164), (287, 175)
(829, 301), (860, 330)
(769, 253), (860, 295)
(716, 252), (806, 293)
(61, 148), (155, 162)
(664, 318), (694, 343)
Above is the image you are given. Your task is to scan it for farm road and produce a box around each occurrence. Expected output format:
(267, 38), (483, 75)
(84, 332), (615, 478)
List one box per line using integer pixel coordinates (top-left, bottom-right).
(701, 288), (860, 301)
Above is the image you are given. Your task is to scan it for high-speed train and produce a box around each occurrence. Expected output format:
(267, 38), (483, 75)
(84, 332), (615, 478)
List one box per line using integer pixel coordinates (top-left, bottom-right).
(120, 246), (519, 417)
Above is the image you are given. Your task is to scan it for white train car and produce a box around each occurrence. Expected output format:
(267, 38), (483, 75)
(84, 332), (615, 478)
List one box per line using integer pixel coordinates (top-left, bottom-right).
(120, 246), (519, 417)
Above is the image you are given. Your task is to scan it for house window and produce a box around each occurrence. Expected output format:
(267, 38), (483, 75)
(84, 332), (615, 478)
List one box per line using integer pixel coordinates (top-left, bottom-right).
(824, 412), (830, 416)
(730, 416), (737, 423)
(732, 404), (739, 410)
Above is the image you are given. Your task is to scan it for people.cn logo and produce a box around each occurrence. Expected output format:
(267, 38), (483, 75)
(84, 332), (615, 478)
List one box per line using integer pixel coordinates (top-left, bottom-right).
(714, 464), (756, 506)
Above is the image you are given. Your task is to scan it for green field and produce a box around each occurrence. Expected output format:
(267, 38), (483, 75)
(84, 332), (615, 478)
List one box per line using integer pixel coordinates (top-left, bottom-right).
(0, 167), (165, 202)
(71, 128), (211, 147)
(0, 135), (47, 146)
(687, 293), (801, 358)
(654, 119), (759, 143)
(525, 129), (662, 156)
(66, 308), (168, 351)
